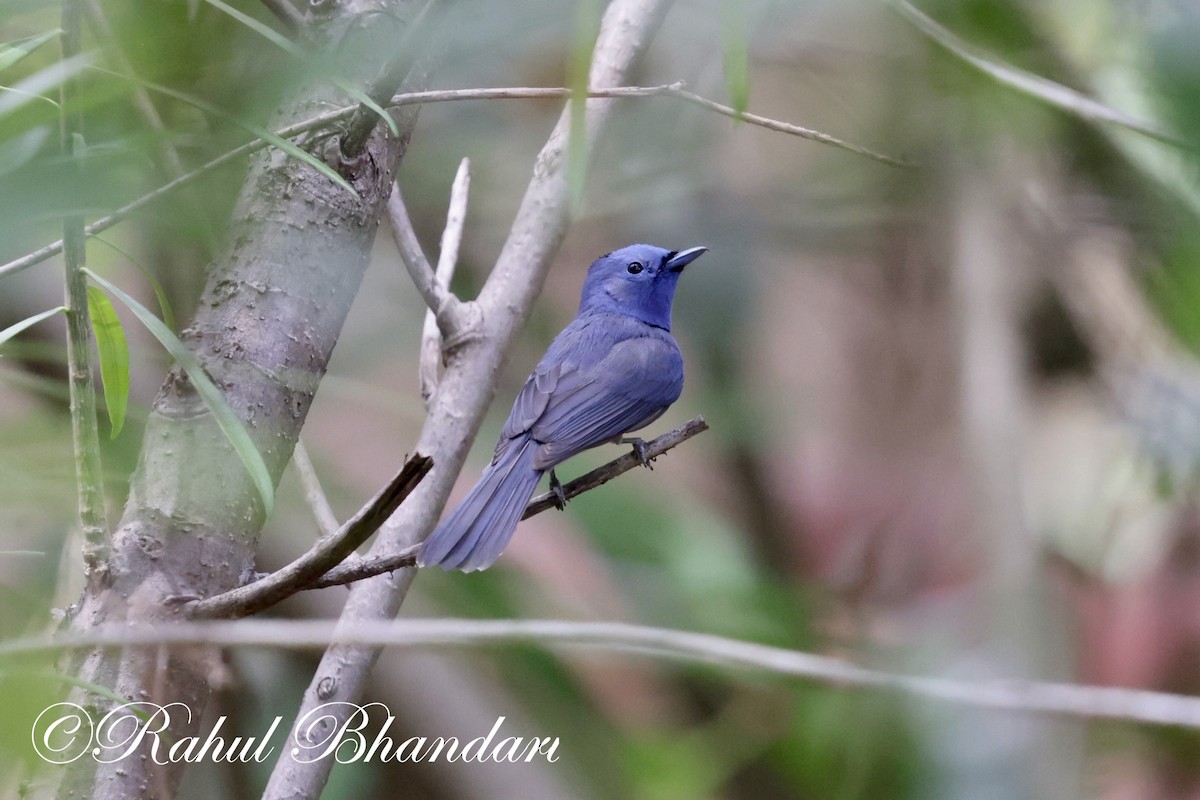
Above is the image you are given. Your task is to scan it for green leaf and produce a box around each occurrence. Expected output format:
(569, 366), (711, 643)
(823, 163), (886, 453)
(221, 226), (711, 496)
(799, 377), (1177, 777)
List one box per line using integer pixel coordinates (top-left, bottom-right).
(0, 306), (65, 351)
(201, 0), (398, 137)
(93, 235), (176, 332)
(91, 66), (359, 198)
(0, 126), (50, 176)
(86, 286), (130, 438)
(565, 0), (601, 211)
(84, 269), (275, 516)
(0, 52), (91, 117)
(0, 29), (62, 73)
(720, 0), (750, 117)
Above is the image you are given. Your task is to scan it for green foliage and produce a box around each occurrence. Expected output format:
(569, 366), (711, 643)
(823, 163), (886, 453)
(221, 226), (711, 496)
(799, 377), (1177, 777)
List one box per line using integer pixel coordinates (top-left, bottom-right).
(565, 0), (600, 210)
(201, 0), (397, 137)
(0, 28), (59, 72)
(85, 285), (129, 438)
(0, 306), (64, 350)
(720, 0), (750, 117)
(92, 65), (359, 198)
(93, 235), (176, 331)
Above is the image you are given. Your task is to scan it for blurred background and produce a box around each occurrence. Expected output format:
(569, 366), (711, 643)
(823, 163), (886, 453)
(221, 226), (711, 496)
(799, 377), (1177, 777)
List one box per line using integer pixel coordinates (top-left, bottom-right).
(5, 0), (1200, 797)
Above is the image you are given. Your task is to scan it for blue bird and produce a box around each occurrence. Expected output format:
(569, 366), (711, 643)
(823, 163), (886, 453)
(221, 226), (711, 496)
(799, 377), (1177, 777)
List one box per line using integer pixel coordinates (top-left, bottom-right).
(417, 243), (707, 571)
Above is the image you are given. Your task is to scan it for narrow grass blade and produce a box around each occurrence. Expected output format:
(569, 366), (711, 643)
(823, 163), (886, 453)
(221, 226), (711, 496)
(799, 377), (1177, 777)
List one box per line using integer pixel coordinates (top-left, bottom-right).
(0, 53), (90, 117)
(566, 0), (601, 210)
(91, 66), (358, 197)
(0, 29), (62, 73)
(720, 0), (750, 117)
(0, 306), (65, 351)
(202, 0), (397, 136)
(84, 269), (275, 515)
(93, 236), (176, 331)
(86, 286), (129, 438)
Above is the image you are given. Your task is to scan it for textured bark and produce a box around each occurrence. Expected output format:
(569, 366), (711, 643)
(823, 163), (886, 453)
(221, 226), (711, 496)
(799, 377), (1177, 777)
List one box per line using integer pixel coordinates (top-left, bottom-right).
(51, 3), (423, 798)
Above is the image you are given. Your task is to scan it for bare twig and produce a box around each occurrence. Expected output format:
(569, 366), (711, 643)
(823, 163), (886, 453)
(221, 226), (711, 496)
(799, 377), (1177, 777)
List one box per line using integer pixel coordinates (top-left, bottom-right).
(258, 0), (306, 37)
(420, 157), (470, 404)
(667, 86), (911, 167)
(61, 0), (109, 573)
(292, 438), (339, 537)
(1, 82), (904, 281)
(308, 416), (708, 587)
(338, 0), (434, 159)
(386, 181), (476, 345)
(13, 618), (1200, 730)
(187, 454), (432, 619)
(385, 182), (437, 305)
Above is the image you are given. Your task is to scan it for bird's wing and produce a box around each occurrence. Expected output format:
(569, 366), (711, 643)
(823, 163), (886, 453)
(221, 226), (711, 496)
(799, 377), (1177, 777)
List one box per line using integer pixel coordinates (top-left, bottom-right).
(523, 335), (683, 469)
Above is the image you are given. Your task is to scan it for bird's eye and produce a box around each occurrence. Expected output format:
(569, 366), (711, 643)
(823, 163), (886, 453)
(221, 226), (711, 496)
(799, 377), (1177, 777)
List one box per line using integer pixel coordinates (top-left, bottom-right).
(627, 262), (644, 274)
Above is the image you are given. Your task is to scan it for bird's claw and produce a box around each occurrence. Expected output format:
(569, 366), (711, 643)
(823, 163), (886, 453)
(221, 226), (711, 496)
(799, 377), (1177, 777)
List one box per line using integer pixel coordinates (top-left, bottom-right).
(549, 469), (568, 511)
(621, 437), (654, 470)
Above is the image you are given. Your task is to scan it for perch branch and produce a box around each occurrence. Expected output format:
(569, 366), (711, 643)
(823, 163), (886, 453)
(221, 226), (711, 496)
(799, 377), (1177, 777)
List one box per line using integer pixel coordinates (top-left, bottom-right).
(308, 416), (708, 587)
(186, 454), (432, 619)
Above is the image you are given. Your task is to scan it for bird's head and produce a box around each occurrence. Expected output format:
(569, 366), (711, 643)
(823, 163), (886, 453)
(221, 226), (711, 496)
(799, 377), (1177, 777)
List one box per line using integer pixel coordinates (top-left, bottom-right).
(578, 243), (707, 330)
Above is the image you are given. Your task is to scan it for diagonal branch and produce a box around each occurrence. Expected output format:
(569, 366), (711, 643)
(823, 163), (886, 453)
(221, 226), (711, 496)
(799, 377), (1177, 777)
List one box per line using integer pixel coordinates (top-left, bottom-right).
(258, 0), (306, 38)
(307, 416), (708, 587)
(291, 438), (340, 537)
(186, 453), (432, 620)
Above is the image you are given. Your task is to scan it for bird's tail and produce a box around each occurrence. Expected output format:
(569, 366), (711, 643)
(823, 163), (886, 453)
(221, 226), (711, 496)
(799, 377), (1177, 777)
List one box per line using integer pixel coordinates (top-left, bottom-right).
(417, 437), (544, 571)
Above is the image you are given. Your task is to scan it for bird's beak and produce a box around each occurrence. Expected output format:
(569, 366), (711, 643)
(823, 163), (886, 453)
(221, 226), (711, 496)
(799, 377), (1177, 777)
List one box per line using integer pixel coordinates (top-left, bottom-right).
(665, 246), (708, 273)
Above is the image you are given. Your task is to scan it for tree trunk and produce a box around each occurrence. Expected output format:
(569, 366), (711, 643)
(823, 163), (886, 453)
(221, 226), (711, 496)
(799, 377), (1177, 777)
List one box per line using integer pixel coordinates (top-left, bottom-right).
(52, 3), (422, 798)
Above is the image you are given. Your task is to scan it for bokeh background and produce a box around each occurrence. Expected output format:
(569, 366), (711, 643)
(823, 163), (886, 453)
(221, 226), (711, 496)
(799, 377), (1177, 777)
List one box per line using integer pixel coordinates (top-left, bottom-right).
(5, 0), (1200, 797)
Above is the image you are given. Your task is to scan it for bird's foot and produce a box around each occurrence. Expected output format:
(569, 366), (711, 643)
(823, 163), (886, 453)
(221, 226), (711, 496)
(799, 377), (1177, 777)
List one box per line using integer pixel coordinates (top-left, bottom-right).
(620, 437), (654, 470)
(549, 469), (568, 511)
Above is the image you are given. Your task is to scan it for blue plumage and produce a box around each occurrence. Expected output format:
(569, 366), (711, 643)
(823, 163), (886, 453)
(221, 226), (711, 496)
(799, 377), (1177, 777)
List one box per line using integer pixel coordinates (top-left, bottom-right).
(417, 243), (707, 572)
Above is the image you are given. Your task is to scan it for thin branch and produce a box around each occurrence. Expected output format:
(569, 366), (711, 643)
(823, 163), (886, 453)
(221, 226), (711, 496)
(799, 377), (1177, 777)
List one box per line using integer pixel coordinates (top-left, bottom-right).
(13, 618), (1200, 730)
(309, 416), (708, 587)
(668, 86), (911, 167)
(258, 0), (306, 38)
(338, 0), (434, 159)
(523, 415), (708, 516)
(891, 0), (1185, 150)
(386, 183), (438, 318)
(420, 157), (470, 404)
(292, 438), (339, 537)
(1, 82), (904, 280)
(61, 0), (109, 573)
(186, 454), (432, 619)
